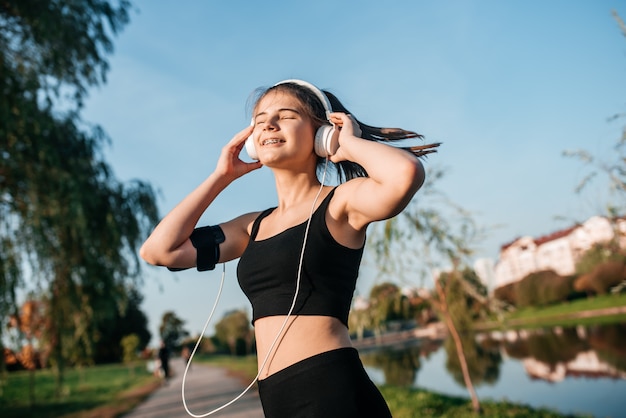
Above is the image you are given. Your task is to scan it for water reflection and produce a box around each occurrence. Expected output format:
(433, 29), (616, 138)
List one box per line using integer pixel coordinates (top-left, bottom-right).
(444, 330), (501, 387)
(485, 323), (626, 382)
(359, 323), (626, 417)
(360, 338), (441, 386)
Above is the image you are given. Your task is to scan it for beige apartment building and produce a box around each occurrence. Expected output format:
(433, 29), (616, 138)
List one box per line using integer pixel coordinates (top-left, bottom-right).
(493, 216), (626, 289)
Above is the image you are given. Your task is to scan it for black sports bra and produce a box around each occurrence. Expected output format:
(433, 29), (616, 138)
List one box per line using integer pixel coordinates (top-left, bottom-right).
(236, 188), (364, 326)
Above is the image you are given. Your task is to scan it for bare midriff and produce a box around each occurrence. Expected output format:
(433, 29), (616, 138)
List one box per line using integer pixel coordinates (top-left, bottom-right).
(254, 315), (353, 379)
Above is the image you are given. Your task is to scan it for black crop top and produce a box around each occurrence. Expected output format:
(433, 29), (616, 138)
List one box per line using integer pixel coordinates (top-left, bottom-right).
(237, 188), (364, 326)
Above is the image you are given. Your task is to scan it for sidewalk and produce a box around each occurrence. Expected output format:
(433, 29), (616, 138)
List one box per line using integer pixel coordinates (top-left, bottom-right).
(124, 358), (264, 418)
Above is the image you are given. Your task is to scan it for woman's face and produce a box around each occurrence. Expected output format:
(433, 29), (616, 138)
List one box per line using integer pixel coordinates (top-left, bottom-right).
(251, 90), (316, 165)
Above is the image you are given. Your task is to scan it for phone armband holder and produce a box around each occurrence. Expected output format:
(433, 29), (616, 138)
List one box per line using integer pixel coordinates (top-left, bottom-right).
(167, 225), (225, 272)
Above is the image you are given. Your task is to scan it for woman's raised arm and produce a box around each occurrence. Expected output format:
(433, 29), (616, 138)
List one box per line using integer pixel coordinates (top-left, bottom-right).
(329, 113), (425, 231)
(140, 125), (262, 269)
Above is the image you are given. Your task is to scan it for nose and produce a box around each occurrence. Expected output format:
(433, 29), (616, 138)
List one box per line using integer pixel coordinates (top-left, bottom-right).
(263, 115), (279, 131)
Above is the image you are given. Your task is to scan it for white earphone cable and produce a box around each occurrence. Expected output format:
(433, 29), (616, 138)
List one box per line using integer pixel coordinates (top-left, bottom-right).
(182, 158), (330, 417)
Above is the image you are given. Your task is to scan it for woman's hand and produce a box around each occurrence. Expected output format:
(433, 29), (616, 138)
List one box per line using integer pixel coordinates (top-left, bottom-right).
(140, 126), (261, 268)
(327, 112), (362, 163)
(215, 125), (263, 181)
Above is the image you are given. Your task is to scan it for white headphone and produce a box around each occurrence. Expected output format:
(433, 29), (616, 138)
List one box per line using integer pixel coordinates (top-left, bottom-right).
(245, 79), (338, 160)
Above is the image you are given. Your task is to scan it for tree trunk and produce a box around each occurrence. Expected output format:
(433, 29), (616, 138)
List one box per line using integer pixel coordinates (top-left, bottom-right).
(50, 280), (66, 398)
(435, 279), (481, 414)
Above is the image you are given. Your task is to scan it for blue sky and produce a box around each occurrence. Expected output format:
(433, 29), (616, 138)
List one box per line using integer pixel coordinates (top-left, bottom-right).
(82, 1), (626, 344)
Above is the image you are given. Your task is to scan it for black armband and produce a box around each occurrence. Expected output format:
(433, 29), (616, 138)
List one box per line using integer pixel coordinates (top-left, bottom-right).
(167, 225), (225, 272)
(190, 225), (225, 271)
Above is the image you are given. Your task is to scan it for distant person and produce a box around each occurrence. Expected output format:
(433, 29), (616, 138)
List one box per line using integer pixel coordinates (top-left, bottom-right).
(141, 80), (437, 417)
(181, 345), (191, 369)
(157, 341), (170, 379)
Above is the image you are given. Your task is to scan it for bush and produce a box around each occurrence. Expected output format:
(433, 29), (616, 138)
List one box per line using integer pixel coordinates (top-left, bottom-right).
(574, 260), (626, 295)
(493, 282), (516, 306)
(516, 270), (575, 308)
(576, 241), (626, 275)
(541, 274), (576, 305)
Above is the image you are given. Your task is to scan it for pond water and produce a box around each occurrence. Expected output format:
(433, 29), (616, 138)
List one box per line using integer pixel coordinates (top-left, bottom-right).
(359, 323), (626, 418)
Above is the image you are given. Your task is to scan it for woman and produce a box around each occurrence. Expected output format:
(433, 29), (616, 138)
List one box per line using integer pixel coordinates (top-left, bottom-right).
(140, 80), (438, 417)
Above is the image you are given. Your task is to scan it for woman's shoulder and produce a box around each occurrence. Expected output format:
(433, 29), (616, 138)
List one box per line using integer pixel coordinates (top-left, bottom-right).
(224, 210), (268, 233)
(217, 210), (268, 261)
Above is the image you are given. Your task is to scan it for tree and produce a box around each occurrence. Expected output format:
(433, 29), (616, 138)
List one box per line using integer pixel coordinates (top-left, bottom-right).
(95, 288), (151, 363)
(432, 273), (481, 413)
(576, 242), (626, 275)
(368, 282), (403, 336)
(370, 166), (487, 413)
(214, 310), (252, 356)
(120, 334), (139, 377)
(7, 298), (48, 406)
(574, 260), (626, 295)
(159, 311), (189, 349)
(0, 0), (160, 395)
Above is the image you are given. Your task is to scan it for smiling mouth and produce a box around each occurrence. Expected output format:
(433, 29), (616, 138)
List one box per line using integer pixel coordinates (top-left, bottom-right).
(262, 138), (285, 146)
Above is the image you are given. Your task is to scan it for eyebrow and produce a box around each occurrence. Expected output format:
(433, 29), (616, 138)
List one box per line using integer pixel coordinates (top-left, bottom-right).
(254, 107), (301, 119)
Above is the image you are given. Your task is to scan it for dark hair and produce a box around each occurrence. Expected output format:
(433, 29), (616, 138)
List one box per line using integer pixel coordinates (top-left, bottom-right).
(248, 82), (439, 183)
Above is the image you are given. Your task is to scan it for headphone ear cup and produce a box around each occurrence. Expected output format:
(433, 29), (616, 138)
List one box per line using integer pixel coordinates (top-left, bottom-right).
(245, 118), (259, 160)
(314, 125), (338, 157)
(245, 133), (258, 160)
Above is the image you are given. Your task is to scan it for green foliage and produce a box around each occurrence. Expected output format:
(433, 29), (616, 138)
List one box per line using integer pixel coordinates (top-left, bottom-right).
(479, 293), (626, 330)
(197, 354), (259, 381)
(494, 282), (517, 306)
(95, 288), (151, 364)
(379, 386), (587, 418)
(214, 310), (252, 356)
(495, 245), (626, 309)
(0, 0), (131, 107)
(368, 282), (403, 332)
(159, 311), (189, 349)
(541, 274), (577, 305)
(574, 260), (626, 295)
(120, 334), (139, 365)
(0, 362), (156, 418)
(437, 272), (472, 330)
(0, 1), (159, 390)
(436, 268), (492, 327)
(351, 281), (434, 337)
(515, 271), (546, 309)
(576, 242), (626, 275)
(516, 271), (576, 308)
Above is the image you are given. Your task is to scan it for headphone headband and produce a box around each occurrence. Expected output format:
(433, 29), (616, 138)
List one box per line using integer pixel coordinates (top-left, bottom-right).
(274, 79), (333, 121)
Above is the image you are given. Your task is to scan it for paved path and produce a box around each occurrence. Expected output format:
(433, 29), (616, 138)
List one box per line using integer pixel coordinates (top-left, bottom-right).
(124, 358), (264, 418)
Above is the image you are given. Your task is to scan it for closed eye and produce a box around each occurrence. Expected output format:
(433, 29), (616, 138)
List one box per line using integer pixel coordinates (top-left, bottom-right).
(253, 108), (301, 124)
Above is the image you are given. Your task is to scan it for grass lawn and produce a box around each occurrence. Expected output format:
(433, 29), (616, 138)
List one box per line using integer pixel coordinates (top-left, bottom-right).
(195, 353), (259, 382)
(477, 293), (626, 330)
(0, 362), (160, 418)
(379, 386), (591, 418)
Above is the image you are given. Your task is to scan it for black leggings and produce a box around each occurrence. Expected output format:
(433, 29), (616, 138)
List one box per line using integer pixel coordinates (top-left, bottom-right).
(257, 347), (392, 418)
